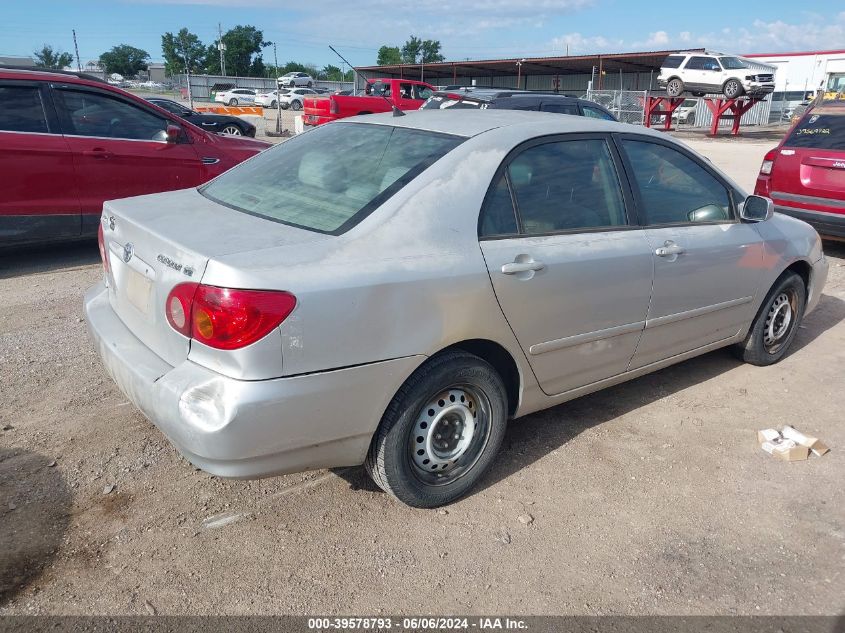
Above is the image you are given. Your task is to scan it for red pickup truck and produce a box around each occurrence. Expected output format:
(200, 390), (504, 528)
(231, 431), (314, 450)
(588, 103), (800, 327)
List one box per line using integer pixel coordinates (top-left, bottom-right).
(303, 78), (435, 126)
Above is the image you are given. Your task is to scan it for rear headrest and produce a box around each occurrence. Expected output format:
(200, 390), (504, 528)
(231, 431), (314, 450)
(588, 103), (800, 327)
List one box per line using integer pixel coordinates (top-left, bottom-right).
(509, 160), (532, 187)
(298, 151), (347, 192)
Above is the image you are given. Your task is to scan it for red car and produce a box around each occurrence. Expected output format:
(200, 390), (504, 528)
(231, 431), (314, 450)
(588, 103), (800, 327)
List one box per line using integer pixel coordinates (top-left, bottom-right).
(303, 78), (435, 127)
(755, 100), (845, 239)
(0, 67), (269, 246)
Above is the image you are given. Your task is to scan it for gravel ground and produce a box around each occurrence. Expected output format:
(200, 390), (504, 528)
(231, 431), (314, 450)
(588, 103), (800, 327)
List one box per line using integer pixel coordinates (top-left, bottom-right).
(1, 139), (843, 616)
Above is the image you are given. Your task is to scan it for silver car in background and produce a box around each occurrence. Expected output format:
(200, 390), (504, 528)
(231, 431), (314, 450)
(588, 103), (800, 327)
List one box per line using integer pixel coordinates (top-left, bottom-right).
(85, 110), (828, 508)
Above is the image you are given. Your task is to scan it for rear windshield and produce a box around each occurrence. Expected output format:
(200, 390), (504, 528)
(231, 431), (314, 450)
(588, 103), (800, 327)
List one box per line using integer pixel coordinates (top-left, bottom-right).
(200, 122), (463, 234)
(662, 56), (685, 69)
(421, 95), (485, 110)
(785, 112), (845, 150)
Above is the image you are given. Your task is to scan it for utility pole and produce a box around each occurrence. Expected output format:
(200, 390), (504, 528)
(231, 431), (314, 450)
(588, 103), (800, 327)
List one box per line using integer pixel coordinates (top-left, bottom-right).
(218, 23), (226, 76)
(273, 42), (281, 133)
(72, 29), (81, 72)
(181, 33), (193, 109)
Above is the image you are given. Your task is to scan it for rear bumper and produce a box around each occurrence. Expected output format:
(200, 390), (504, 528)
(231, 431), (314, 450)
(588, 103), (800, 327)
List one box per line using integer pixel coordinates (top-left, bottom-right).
(775, 205), (845, 239)
(303, 114), (334, 126)
(83, 282), (424, 479)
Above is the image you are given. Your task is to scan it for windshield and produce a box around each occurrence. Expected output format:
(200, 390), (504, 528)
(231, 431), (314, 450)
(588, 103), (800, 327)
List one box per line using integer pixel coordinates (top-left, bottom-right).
(785, 112), (845, 150)
(422, 95), (484, 110)
(719, 57), (748, 70)
(200, 123), (464, 234)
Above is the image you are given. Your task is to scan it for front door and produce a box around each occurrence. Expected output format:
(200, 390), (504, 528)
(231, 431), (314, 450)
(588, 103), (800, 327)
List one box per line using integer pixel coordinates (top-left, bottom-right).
(617, 136), (765, 369)
(51, 85), (203, 231)
(479, 136), (654, 396)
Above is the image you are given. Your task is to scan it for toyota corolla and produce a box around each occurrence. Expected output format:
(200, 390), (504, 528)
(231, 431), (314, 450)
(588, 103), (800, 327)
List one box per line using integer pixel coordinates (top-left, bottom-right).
(85, 110), (828, 508)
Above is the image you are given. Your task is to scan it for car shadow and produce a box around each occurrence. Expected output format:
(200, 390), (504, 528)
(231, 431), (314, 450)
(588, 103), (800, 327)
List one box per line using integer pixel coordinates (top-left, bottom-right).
(0, 240), (99, 280)
(337, 293), (845, 502)
(0, 447), (71, 605)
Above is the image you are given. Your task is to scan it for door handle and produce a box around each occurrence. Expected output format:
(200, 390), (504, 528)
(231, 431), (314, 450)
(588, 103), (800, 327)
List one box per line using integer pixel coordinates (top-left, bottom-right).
(501, 260), (545, 274)
(82, 148), (113, 159)
(654, 241), (685, 257)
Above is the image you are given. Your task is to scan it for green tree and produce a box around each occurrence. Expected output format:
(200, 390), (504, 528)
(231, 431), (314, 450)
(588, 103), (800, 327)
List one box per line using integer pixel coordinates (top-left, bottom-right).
(321, 64), (343, 81)
(33, 45), (74, 70)
(161, 28), (206, 76)
(99, 44), (150, 77)
(420, 39), (444, 64)
(401, 36), (423, 64)
(205, 25), (269, 77)
(377, 45), (401, 66)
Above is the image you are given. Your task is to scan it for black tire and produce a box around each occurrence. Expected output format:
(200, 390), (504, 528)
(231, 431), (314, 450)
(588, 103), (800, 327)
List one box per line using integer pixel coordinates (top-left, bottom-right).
(692, 92), (706, 97)
(365, 351), (508, 508)
(307, 81), (313, 88)
(666, 78), (684, 97)
(270, 100), (277, 109)
(687, 112), (695, 125)
(723, 79), (744, 99)
(291, 100), (302, 111)
(280, 102), (290, 110)
(733, 271), (806, 366)
(228, 98), (238, 106)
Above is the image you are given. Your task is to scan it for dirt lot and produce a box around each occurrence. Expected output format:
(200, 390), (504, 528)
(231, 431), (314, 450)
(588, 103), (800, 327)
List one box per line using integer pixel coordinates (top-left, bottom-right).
(1, 139), (843, 616)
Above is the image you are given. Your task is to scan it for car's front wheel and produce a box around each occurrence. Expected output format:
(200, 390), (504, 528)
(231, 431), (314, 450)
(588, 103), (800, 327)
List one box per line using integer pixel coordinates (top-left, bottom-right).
(666, 78), (684, 97)
(723, 79), (744, 99)
(365, 351), (508, 508)
(734, 271), (806, 366)
(228, 98), (238, 106)
(220, 124), (243, 136)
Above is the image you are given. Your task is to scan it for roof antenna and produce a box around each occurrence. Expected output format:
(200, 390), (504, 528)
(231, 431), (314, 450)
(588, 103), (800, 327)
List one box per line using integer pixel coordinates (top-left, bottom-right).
(373, 84), (405, 116)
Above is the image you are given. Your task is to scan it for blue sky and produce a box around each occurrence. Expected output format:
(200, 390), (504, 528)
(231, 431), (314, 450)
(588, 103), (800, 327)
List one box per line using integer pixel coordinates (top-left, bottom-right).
(3, 1), (844, 69)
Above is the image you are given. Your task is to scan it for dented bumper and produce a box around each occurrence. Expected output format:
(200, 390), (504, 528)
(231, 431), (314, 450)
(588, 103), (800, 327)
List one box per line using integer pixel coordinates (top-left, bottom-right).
(84, 282), (424, 478)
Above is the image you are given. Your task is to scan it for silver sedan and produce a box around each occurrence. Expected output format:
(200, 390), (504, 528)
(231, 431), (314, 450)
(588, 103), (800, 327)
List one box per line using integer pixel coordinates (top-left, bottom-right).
(85, 110), (828, 507)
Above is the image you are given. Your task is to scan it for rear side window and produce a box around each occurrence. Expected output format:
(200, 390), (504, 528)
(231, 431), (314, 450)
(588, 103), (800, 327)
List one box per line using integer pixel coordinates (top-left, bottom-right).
(56, 89), (168, 141)
(540, 102), (579, 115)
(582, 106), (615, 120)
(504, 139), (627, 235)
(0, 85), (48, 133)
(201, 122), (463, 235)
(421, 95), (483, 110)
(662, 56), (685, 69)
(785, 112), (845, 150)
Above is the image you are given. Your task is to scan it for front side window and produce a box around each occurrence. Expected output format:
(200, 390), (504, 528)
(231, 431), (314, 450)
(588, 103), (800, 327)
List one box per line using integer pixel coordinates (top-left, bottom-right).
(784, 112), (845, 150)
(57, 89), (168, 141)
(505, 139), (627, 235)
(201, 122), (463, 234)
(620, 139), (732, 225)
(0, 85), (48, 133)
(719, 57), (748, 70)
(582, 105), (615, 121)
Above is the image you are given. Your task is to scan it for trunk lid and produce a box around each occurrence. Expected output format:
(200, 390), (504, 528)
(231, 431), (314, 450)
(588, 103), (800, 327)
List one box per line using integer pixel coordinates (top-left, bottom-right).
(101, 187), (327, 367)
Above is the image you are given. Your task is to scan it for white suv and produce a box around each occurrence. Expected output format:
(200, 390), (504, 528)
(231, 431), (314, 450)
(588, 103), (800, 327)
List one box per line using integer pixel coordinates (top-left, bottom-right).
(279, 72), (314, 88)
(657, 52), (775, 98)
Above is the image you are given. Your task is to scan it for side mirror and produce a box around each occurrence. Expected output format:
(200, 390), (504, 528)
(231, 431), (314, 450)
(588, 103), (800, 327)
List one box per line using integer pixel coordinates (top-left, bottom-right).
(740, 195), (774, 222)
(165, 124), (181, 144)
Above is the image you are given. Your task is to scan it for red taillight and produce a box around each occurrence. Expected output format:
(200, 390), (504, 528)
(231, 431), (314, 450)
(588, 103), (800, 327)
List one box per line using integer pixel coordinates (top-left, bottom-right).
(760, 148), (777, 176)
(165, 283), (296, 350)
(97, 222), (110, 274)
(445, 93), (463, 100)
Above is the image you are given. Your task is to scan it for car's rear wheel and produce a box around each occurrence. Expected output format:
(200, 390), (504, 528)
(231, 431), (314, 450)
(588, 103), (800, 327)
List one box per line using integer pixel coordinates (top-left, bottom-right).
(291, 100), (302, 111)
(666, 78), (684, 97)
(723, 79), (744, 99)
(307, 81), (313, 88)
(270, 100), (277, 109)
(365, 351), (508, 508)
(687, 112), (696, 124)
(220, 124), (243, 136)
(734, 271), (805, 366)
(228, 98), (238, 106)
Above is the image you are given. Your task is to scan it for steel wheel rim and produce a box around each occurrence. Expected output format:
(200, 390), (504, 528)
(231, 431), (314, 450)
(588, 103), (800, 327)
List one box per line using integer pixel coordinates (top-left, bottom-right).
(221, 125), (242, 136)
(763, 291), (795, 353)
(408, 385), (492, 486)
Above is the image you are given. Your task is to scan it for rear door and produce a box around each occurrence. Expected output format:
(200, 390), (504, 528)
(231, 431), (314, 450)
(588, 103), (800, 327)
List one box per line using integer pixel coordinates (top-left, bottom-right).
(397, 82), (427, 110)
(616, 135), (765, 369)
(0, 80), (81, 244)
(479, 135), (654, 396)
(769, 109), (845, 222)
(52, 84), (204, 232)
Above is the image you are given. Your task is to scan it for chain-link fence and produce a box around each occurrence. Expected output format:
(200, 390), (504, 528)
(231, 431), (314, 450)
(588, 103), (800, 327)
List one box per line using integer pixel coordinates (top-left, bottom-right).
(171, 74), (354, 102)
(584, 90), (647, 125)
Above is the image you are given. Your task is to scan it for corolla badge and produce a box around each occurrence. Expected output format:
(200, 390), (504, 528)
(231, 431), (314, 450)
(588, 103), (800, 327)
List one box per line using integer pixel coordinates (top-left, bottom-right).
(122, 242), (134, 263)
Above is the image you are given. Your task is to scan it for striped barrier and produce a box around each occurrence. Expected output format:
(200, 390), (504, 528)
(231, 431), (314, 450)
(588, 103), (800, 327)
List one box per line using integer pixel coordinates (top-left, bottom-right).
(194, 105), (265, 115)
